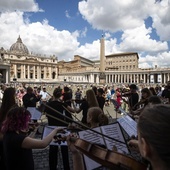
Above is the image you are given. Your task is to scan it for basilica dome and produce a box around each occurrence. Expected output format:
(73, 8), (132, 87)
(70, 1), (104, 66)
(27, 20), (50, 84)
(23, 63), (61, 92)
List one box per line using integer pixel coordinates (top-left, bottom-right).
(10, 36), (29, 54)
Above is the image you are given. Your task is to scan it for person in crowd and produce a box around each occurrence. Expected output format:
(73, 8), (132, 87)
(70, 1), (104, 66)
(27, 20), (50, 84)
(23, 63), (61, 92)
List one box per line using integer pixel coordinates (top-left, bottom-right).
(147, 95), (162, 105)
(110, 86), (115, 99)
(0, 87), (17, 124)
(22, 86), (42, 123)
(149, 87), (157, 96)
(73, 89), (99, 125)
(1, 107), (64, 170)
(45, 87), (75, 170)
(122, 84), (139, 112)
(92, 86), (98, 96)
(40, 87), (50, 102)
(22, 86), (41, 109)
(74, 88), (82, 107)
(96, 88), (105, 110)
(128, 104), (170, 170)
(131, 88), (152, 116)
(62, 86), (72, 106)
(105, 86), (111, 106)
(87, 107), (108, 128)
(16, 87), (26, 107)
(161, 80), (170, 103)
(39, 87), (50, 112)
(114, 88), (122, 113)
(0, 84), (6, 105)
(0, 87), (18, 170)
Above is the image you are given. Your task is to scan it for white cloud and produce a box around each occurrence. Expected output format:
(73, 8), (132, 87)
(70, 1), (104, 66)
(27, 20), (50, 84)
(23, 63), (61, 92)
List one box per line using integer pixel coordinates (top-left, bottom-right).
(0, 0), (41, 12)
(139, 51), (170, 68)
(0, 0), (169, 69)
(78, 0), (170, 68)
(80, 27), (87, 37)
(78, 0), (150, 32)
(65, 10), (71, 18)
(0, 12), (80, 60)
(119, 24), (168, 52)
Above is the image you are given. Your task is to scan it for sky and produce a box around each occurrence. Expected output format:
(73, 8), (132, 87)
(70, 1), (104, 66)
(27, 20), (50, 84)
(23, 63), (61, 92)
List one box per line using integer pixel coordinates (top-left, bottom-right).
(0, 0), (170, 68)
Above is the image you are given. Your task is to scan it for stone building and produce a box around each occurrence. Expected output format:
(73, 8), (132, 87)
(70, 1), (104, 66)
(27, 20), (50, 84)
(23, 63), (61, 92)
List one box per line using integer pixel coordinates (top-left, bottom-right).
(1, 36), (170, 84)
(0, 36), (58, 84)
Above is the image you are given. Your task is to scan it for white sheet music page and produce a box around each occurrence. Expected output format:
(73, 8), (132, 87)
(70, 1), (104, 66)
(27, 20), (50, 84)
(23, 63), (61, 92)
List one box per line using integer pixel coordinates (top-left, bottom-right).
(117, 115), (137, 137)
(42, 126), (69, 146)
(78, 127), (104, 170)
(27, 107), (42, 120)
(100, 123), (129, 155)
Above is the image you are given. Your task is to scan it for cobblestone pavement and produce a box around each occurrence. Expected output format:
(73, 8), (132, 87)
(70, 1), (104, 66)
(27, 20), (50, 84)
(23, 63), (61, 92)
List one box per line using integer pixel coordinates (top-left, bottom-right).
(33, 103), (122, 170)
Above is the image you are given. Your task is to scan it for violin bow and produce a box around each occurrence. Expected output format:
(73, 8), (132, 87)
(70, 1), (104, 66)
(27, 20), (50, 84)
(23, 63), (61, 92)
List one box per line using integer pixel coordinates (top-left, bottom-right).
(42, 102), (126, 145)
(62, 105), (82, 122)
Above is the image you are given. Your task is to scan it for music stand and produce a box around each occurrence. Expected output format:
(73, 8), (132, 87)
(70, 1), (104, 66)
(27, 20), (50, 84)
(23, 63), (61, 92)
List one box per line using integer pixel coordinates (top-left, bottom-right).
(110, 99), (119, 120)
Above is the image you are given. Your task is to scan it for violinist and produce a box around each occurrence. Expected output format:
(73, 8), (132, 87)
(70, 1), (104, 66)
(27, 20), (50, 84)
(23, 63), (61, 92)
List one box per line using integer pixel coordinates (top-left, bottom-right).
(96, 88), (105, 111)
(1, 107), (64, 170)
(131, 88), (152, 117)
(73, 89), (99, 125)
(122, 84), (139, 112)
(128, 104), (170, 170)
(67, 106), (109, 170)
(86, 107), (109, 128)
(45, 87), (75, 170)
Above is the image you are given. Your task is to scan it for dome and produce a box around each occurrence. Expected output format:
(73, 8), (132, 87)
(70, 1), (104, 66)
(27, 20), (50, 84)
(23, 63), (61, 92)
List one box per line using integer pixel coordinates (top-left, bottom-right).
(10, 36), (29, 54)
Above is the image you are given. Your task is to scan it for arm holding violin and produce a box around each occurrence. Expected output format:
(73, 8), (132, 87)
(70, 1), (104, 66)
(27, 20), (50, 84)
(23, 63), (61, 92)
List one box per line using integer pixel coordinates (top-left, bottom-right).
(21, 127), (64, 149)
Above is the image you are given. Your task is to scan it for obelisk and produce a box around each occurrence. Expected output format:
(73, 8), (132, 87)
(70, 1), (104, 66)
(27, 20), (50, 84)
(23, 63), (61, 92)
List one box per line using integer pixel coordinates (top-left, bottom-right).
(99, 34), (106, 84)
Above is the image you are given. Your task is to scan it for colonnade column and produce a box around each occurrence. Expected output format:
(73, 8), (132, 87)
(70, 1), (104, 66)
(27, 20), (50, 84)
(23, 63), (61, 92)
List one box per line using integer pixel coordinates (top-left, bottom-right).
(27, 65), (30, 79)
(23, 65), (25, 79)
(33, 66), (35, 79)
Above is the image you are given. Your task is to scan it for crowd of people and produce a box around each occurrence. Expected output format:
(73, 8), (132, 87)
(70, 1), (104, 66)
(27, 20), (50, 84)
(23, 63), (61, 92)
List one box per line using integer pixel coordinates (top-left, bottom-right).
(0, 81), (170, 170)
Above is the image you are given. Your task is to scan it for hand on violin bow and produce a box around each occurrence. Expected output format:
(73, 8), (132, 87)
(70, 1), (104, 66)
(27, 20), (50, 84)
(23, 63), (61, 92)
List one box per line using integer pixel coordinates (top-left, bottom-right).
(66, 134), (79, 154)
(53, 128), (69, 144)
(66, 135), (85, 170)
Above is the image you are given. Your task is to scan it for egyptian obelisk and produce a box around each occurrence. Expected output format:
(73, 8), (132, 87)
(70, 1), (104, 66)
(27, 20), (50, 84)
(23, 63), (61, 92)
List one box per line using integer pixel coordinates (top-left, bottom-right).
(99, 34), (106, 84)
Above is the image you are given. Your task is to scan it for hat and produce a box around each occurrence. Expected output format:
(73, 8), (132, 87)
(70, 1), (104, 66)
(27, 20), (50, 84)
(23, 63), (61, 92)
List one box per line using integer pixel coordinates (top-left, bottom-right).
(98, 88), (104, 94)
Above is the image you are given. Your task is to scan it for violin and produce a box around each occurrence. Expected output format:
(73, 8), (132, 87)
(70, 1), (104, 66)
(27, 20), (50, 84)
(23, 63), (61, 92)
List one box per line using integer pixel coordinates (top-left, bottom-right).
(74, 138), (147, 170)
(27, 122), (40, 137)
(43, 102), (147, 170)
(132, 98), (149, 110)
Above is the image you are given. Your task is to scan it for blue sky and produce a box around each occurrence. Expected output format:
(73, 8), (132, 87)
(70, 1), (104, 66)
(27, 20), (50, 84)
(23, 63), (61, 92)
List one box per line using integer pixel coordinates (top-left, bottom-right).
(0, 0), (170, 68)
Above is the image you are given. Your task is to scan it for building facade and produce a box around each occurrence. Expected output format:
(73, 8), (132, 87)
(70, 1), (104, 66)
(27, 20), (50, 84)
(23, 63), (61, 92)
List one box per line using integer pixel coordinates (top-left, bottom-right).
(0, 36), (170, 85)
(0, 36), (58, 84)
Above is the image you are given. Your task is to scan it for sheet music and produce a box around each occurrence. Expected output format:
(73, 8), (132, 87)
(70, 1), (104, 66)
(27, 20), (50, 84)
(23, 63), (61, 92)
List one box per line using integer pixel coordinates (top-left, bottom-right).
(27, 107), (42, 120)
(100, 123), (129, 154)
(42, 126), (69, 146)
(117, 115), (137, 137)
(78, 127), (104, 170)
(78, 123), (129, 170)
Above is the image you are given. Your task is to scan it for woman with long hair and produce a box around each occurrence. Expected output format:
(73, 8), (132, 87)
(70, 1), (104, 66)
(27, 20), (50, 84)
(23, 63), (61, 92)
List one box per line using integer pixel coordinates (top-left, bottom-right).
(73, 89), (99, 124)
(1, 107), (63, 170)
(0, 87), (17, 169)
